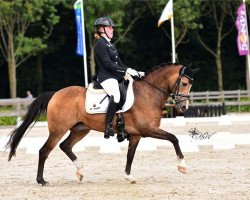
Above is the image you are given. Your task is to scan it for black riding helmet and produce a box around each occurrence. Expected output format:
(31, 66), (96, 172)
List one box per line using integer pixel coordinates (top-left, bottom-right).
(94, 17), (115, 28)
(94, 17), (115, 39)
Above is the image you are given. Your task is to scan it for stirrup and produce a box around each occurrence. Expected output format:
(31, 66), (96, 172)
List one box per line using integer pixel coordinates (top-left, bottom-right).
(116, 116), (127, 142)
(117, 130), (127, 142)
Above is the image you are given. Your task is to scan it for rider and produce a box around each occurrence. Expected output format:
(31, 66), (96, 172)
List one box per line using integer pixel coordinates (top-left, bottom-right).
(94, 16), (141, 139)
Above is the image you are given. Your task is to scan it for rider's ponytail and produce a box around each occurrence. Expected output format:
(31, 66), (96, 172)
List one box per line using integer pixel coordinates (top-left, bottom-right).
(94, 33), (101, 39)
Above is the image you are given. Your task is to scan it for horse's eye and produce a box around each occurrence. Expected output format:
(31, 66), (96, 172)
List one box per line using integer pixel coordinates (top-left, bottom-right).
(181, 82), (188, 87)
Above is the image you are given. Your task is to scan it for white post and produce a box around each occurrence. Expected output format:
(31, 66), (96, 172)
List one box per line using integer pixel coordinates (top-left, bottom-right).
(170, 16), (176, 63)
(80, 0), (88, 87)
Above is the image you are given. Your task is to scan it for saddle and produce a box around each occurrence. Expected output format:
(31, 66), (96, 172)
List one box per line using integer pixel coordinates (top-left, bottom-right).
(91, 75), (127, 110)
(85, 74), (134, 114)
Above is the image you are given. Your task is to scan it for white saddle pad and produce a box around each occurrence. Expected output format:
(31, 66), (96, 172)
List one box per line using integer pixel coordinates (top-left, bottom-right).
(85, 74), (134, 114)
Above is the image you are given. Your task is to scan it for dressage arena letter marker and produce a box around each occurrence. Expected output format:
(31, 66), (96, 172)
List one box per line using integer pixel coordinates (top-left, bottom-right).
(99, 137), (121, 154)
(174, 116), (186, 126)
(213, 132), (235, 150)
(219, 115), (232, 125)
(24, 137), (46, 154)
(73, 141), (86, 152)
(136, 138), (157, 151)
(0, 137), (9, 152)
(178, 135), (199, 152)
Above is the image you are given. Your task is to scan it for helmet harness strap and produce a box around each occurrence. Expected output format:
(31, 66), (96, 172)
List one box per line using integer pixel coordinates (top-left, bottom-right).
(98, 26), (111, 39)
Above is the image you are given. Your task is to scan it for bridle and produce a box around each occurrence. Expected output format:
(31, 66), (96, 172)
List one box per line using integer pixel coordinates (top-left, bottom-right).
(140, 66), (192, 105)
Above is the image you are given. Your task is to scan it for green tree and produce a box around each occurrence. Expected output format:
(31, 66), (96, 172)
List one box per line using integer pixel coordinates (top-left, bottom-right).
(0, 0), (60, 98)
(196, 1), (239, 91)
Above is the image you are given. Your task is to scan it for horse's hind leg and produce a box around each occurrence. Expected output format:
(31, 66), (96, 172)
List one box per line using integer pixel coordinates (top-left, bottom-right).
(37, 132), (66, 186)
(59, 129), (90, 181)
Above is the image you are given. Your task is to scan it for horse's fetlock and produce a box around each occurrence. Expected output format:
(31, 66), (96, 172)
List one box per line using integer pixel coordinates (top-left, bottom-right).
(59, 142), (66, 151)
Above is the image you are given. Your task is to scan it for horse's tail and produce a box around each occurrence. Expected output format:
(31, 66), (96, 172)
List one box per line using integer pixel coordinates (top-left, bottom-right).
(5, 91), (55, 161)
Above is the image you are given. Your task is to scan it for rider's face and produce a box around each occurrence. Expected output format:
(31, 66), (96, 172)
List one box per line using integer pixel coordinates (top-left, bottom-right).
(100, 26), (113, 39)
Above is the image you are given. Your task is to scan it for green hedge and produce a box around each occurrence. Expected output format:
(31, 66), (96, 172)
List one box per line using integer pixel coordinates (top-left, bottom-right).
(0, 117), (17, 126)
(0, 116), (47, 126)
(226, 105), (250, 112)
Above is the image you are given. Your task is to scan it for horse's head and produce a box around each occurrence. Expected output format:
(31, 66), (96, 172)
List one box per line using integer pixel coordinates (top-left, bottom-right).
(141, 63), (199, 114)
(170, 64), (199, 114)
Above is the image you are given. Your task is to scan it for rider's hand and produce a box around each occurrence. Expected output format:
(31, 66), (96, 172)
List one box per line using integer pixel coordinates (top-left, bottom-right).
(126, 68), (138, 77)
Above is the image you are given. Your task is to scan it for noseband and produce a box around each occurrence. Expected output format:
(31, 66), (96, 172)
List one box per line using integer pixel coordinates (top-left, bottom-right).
(141, 66), (192, 105)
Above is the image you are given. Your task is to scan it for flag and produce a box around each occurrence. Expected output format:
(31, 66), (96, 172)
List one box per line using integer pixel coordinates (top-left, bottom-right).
(158, 0), (173, 27)
(74, 0), (89, 86)
(236, 3), (249, 56)
(74, 0), (84, 56)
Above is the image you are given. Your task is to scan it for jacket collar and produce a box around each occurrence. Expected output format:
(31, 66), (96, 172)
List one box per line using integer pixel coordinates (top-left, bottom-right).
(101, 35), (111, 43)
(100, 36), (113, 47)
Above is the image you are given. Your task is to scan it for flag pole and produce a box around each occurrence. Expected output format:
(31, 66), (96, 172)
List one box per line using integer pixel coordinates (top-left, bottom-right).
(170, 16), (176, 63)
(243, 0), (250, 90)
(80, 0), (88, 87)
(247, 55), (250, 91)
(157, 0), (175, 63)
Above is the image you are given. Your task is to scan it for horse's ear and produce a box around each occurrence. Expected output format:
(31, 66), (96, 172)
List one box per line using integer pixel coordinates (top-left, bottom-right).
(186, 63), (192, 68)
(191, 68), (200, 76)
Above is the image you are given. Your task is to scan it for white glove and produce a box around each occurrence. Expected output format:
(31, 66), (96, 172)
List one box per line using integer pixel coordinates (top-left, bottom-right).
(138, 71), (145, 78)
(126, 68), (138, 77)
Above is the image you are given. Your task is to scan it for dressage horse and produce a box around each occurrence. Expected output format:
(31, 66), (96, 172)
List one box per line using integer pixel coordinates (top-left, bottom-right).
(6, 63), (199, 186)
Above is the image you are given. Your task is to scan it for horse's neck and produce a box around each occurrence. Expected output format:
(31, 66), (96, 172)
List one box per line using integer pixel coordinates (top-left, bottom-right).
(134, 75), (170, 111)
(135, 66), (178, 109)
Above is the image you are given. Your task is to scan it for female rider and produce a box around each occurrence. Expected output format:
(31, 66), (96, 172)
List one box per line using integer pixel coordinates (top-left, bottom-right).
(94, 17), (143, 139)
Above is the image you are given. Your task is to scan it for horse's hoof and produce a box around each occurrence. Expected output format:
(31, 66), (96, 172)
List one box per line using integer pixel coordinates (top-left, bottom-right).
(104, 134), (110, 139)
(117, 135), (125, 142)
(124, 174), (137, 184)
(178, 165), (187, 174)
(36, 178), (49, 186)
(76, 171), (84, 181)
(37, 179), (49, 186)
(42, 181), (49, 186)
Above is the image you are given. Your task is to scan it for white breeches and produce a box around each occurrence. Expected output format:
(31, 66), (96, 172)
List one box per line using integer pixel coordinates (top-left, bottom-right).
(101, 78), (120, 103)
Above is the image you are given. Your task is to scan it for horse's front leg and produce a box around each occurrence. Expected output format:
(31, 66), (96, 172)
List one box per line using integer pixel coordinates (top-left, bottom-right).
(142, 127), (187, 174)
(124, 135), (141, 183)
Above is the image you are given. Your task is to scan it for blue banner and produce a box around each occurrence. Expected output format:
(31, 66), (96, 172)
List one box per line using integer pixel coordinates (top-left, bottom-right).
(74, 1), (83, 56)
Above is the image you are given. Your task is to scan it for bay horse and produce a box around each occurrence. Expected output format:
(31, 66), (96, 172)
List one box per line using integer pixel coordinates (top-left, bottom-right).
(6, 63), (199, 186)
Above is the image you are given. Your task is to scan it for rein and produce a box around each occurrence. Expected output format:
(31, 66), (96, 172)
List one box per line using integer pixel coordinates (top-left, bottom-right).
(140, 66), (191, 104)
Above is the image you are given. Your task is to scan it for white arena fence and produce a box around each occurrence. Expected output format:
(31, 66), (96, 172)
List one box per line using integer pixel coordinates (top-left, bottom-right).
(189, 89), (250, 108)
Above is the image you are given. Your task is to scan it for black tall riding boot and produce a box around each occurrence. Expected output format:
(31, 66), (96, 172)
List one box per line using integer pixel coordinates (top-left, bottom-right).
(104, 96), (117, 139)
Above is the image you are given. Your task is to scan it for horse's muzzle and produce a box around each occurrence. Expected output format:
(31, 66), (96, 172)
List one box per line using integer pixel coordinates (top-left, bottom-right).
(175, 98), (189, 114)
